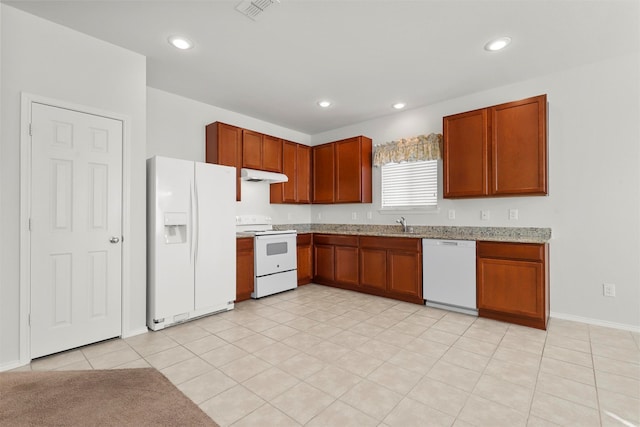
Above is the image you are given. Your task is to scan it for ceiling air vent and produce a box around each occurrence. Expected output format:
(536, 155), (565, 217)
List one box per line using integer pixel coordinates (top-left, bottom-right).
(235, 0), (280, 21)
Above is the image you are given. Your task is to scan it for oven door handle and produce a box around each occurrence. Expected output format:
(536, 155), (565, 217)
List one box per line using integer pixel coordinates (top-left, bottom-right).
(255, 233), (297, 242)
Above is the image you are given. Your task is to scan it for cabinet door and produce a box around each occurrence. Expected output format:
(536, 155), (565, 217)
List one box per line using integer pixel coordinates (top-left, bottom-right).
(491, 95), (547, 195)
(296, 234), (313, 285)
(263, 135), (283, 173)
(242, 130), (263, 170)
(236, 238), (254, 302)
(477, 257), (544, 321)
(443, 109), (490, 198)
(314, 244), (335, 283)
(335, 137), (362, 203)
(296, 144), (311, 203)
(335, 246), (359, 287)
(359, 247), (387, 292)
(205, 122), (242, 201)
(312, 143), (335, 203)
(387, 251), (422, 299)
(281, 141), (297, 202)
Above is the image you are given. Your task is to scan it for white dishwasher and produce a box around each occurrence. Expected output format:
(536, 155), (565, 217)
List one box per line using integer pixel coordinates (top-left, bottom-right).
(422, 239), (477, 315)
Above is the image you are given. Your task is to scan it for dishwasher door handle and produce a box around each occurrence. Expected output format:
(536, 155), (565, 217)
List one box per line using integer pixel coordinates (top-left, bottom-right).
(439, 241), (459, 246)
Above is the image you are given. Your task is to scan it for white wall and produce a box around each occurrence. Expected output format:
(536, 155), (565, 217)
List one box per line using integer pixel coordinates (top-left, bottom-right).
(147, 88), (312, 224)
(0, 5), (148, 368)
(311, 53), (640, 330)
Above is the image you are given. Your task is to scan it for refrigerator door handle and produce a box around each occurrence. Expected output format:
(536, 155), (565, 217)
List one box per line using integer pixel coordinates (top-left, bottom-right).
(189, 181), (195, 265)
(193, 175), (200, 265)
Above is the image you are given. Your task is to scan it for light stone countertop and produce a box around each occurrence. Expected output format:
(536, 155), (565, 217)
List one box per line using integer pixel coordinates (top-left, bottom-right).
(269, 223), (551, 243)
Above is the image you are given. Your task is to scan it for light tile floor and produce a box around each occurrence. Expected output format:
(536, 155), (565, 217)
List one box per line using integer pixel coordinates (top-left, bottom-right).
(16, 284), (640, 426)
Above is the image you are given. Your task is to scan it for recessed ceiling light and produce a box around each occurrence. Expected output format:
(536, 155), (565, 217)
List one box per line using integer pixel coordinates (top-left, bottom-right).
(484, 37), (511, 52)
(317, 100), (332, 108)
(168, 36), (193, 50)
(392, 102), (406, 110)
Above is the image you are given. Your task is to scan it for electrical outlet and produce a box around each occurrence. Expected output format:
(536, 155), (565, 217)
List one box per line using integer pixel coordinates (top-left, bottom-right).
(287, 213), (293, 221)
(317, 212), (322, 220)
(603, 283), (616, 297)
(509, 209), (519, 220)
(351, 212), (358, 220)
(448, 209), (455, 220)
(367, 211), (373, 220)
(481, 210), (490, 221)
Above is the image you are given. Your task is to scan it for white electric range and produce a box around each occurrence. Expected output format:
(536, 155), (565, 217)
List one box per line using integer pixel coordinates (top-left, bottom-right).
(236, 215), (298, 298)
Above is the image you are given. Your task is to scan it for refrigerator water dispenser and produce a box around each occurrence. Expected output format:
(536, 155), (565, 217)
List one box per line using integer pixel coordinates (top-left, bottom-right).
(163, 212), (187, 244)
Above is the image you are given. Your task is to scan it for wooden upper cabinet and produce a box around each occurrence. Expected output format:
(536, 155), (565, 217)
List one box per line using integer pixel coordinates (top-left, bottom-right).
(205, 122), (242, 201)
(335, 136), (372, 203)
(270, 141), (311, 204)
(492, 95), (547, 195)
(443, 109), (489, 197)
(443, 94), (547, 198)
(281, 141), (297, 202)
(262, 135), (283, 173)
(296, 144), (311, 203)
(243, 131), (283, 173)
(242, 129), (263, 170)
(312, 143), (335, 203)
(312, 135), (372, 204)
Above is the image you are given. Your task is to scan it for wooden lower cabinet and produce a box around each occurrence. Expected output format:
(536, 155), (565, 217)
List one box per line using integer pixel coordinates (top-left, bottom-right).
(476, 241), (549, 329)
(335, 246), (359, 287)
(313, 243), (335, 283)
(313, 234), (359, 289)
(313, 234), (423, 304)
(296, 234), (313, 285)
(387, 250), (422, 299)
(236, 237), (254, 302)
(359, 236), (423, 304)
(359, 247), (387, 292)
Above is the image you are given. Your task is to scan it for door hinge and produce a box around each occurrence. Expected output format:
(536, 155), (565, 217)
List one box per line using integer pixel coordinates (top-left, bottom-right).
(29, 123), (32, 136)
(28, 218), (31, 231)
(28, 314), (31, 326)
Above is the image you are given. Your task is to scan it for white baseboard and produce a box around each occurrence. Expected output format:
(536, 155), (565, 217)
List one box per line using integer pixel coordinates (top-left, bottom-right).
(550, 311), (640, 333)
(0, 360), (29, 373)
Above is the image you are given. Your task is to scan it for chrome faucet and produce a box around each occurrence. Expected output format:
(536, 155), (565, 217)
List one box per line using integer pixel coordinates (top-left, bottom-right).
(396, 216), (408, 232)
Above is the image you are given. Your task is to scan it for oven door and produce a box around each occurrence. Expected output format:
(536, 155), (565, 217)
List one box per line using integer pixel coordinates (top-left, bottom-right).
(254, 233), (297, 276)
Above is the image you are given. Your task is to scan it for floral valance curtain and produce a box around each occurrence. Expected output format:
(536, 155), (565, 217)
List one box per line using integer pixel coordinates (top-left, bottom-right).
(373, 133), (443, 166)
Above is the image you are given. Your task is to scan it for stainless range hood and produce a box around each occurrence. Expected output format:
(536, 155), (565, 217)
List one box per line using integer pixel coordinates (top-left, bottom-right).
(240, 168), (288, 183)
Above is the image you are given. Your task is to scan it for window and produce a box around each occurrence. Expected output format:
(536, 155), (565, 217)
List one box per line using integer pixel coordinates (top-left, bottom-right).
(381, 160), (438, 209)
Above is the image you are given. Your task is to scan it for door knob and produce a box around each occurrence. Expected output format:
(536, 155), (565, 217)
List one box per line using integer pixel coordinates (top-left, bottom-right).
(110, 236), (120, 244)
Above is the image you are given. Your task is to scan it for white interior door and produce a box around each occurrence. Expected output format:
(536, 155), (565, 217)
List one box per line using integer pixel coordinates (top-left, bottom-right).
(30, 102), (123, 359)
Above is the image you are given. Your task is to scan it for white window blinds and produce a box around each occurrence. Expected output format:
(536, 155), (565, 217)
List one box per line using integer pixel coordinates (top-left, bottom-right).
(381, 160), (438, 208)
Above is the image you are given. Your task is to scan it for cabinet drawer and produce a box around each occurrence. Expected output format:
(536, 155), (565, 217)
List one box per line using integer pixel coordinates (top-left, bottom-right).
(237, 237), (254, 251)
(359, 236), (421, 252)
(297, 233), (312, 246)
(314, 234), (358, 247)
(477, 241), (544, 261)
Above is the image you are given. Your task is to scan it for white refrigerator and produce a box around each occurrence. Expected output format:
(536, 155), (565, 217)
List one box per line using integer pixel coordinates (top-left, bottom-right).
(147, 156), (236, 331)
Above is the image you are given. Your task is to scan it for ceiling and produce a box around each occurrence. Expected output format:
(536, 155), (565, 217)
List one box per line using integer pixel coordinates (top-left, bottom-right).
(4, 0), (638, 134)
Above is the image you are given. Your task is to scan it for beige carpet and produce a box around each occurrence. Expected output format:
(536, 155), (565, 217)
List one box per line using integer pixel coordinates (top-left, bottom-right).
(0, 368), (219, 426)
